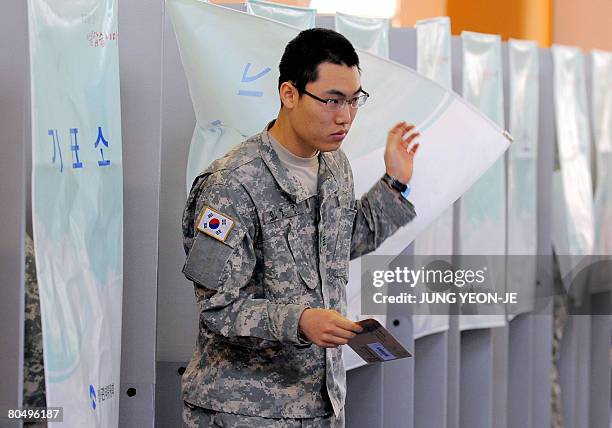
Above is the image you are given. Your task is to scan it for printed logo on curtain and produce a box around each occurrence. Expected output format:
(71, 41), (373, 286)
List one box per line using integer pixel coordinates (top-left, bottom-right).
(411, 16), (453, 340)
(28, 0), (123, 425)
(168, 0), (510, 370)
(551, 45), (595, 294)
(459, 31), (506, 330)
(507, 38), (539, 316)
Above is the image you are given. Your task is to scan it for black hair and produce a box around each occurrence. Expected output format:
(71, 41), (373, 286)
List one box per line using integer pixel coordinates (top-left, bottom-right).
(278, 28), (360, 95)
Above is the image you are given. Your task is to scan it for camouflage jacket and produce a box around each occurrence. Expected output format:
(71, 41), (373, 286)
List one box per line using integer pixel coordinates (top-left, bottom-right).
(181, 129), (416, 418)
(24, 233), (47, 412)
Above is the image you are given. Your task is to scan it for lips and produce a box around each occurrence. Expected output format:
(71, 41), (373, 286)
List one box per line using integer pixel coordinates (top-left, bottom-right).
(330, 131), (347, 142)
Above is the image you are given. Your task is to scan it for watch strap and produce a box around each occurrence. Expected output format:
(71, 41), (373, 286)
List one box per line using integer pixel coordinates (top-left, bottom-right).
(382, 173), (408, 193)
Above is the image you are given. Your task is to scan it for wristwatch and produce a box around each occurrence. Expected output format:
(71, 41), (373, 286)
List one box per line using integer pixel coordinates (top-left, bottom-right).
(382, 173), (411, 199)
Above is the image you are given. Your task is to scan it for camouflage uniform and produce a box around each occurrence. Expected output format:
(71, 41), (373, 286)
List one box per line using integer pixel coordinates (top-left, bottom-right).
(23, 233), (47, 428)
(551, 254), (567, 428)
(181, 127), (416, 424)
(183, 401), (343, 427)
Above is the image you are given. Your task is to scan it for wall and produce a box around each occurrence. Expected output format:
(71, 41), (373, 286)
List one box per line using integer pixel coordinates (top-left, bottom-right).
(553, 0), (612, 51)
(446, 0), (551, 46)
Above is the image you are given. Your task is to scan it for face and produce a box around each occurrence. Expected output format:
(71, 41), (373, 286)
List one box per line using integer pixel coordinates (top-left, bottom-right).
(281, 62), (362, 155)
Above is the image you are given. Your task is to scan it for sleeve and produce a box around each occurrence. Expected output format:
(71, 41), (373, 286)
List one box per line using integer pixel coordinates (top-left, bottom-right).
(349, 177), (417, 260)
(182, 177), (310, 349)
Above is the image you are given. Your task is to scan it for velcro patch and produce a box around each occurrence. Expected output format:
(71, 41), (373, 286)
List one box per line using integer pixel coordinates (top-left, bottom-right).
(196, 206), (236, 243)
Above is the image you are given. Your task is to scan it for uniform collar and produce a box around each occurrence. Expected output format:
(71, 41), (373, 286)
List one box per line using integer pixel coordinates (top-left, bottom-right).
(318, 151), (341, 201)
(259, 121), (310, 203)
(259, 120), (342, 203)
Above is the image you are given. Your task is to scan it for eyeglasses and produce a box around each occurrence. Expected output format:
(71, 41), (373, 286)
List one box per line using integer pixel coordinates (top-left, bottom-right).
(301, 88), (370, 111)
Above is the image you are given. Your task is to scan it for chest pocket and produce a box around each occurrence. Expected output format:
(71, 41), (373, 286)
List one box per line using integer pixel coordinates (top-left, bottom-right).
(287, 217), (319, 289)
(259, 199), (320, 297)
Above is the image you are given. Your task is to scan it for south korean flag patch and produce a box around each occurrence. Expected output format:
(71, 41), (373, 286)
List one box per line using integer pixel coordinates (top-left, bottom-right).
(196, 206), (236, 243)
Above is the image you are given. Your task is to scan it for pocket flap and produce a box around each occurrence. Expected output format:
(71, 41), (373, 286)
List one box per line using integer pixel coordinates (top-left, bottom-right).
(287, 223), (319, 290)
(182, 228), (244, 289)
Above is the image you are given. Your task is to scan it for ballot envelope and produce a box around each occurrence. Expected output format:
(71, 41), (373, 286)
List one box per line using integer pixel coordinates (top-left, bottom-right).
(347, 318), (412, 364)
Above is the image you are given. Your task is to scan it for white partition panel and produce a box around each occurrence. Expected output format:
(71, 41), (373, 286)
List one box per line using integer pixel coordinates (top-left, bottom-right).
(334, 12), (390, 58)
(459, 31), (507, 330)
(507, 39), (539, 316)
(246, 0), (316, 30)
(29, 1), (124, 424)
(0, 1), (27, 426)
(412, 17), (453, 340)
(551, 45), (595, 294)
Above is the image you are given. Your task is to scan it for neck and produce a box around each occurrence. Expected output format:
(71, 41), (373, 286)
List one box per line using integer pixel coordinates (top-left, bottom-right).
(269, 114), (318, 158)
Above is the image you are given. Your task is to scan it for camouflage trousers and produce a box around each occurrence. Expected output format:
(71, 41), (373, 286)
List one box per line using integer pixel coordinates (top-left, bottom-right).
(182, 402), (344, 428)
(551, 255), (568, 428)
(551, 293), (567, 428)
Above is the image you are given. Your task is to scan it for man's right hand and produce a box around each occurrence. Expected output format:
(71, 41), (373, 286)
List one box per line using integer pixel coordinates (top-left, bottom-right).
(298, 308), (363, 348)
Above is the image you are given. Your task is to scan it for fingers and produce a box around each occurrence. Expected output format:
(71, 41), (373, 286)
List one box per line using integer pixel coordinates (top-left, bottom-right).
(315, 317), (363, 347)
(334, 316), (364, 334)
(391, 122), (420, 149)
(404, 130), (420, 144)
(311, 338), (335, 348)
(401, 123), (416, 137)
(306, 310), (366, 348)
(390, 121), (407, 134)
(319, 319), (359, 343)
(390, 122), (415, 136)
(313, 334), (346, 348)
(318, 341), (341, 348)
(329, 326), (358, 340)
(398, 122), (416, 136)
(320, 331), (354, 346)
(322, 335), (349, 346)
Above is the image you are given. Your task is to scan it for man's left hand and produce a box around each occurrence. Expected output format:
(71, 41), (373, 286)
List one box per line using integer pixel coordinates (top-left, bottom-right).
(383, 121), (420, 184)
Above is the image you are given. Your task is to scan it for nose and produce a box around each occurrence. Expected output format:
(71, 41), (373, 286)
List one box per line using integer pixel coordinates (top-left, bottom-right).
(335, 102), (353, 125)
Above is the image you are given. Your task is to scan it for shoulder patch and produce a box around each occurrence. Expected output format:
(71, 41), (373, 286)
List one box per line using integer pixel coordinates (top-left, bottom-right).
(196, 206), (236, 243)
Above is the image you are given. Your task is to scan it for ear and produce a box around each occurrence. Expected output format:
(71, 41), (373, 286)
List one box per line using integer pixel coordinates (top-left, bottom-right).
(279, 81), (298, 109)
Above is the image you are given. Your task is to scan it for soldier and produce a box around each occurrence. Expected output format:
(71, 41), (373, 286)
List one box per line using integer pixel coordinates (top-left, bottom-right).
(23, 233), (47, 428)
(181, 28), (420, 427)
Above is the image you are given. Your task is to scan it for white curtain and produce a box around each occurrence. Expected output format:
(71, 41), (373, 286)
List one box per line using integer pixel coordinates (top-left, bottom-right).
(506, 38), (539, 316)
(591, 49), (612, 291)
(459, 31), (506, 330)
(551, 45), (595, 294)
(334, 12), (390, 59)
(29, 0), (124, 425)
(246, 0), (316, 30)
(411, 16), (453, 339)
